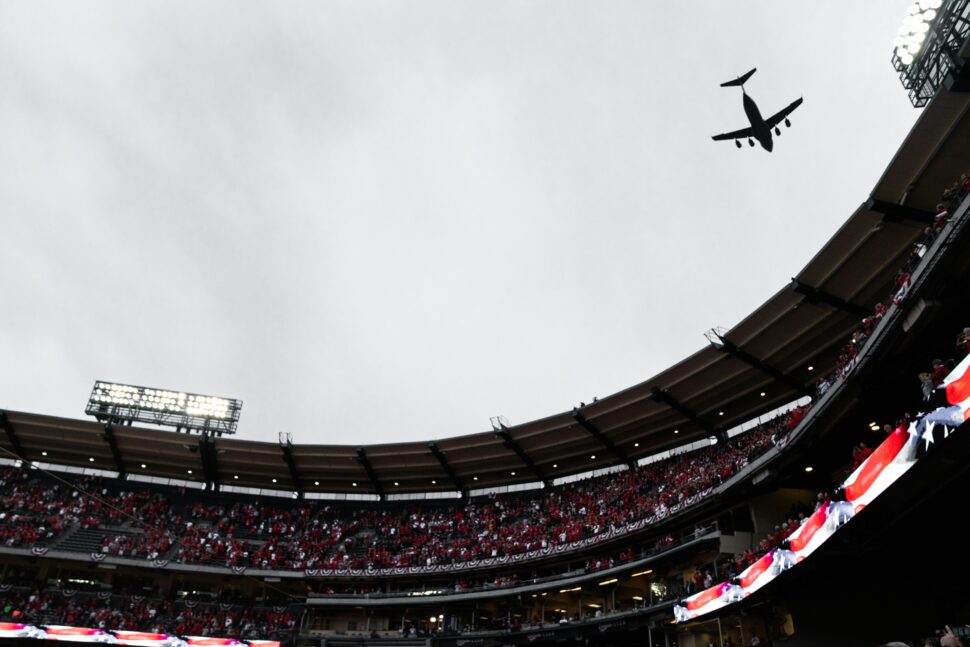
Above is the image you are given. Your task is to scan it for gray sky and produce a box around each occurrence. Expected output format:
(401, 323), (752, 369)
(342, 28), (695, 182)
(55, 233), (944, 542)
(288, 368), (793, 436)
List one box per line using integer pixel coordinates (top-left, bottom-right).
(0, 2), (920, 445)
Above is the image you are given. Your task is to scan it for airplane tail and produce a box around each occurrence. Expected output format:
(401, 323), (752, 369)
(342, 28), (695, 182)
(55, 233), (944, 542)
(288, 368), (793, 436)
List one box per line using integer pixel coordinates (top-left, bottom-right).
(720, 68), (756, 88)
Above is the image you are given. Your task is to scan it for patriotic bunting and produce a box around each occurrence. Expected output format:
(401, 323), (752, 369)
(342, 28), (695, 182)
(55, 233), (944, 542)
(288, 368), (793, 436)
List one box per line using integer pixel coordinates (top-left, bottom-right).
(675, 401), (963, 623)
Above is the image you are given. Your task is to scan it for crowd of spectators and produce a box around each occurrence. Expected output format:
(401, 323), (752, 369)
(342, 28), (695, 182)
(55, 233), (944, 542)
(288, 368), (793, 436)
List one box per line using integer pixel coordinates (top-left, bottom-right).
(0, 406), (806, 573)
(0, 588), (295, 639)
(836, 170), (969, 379)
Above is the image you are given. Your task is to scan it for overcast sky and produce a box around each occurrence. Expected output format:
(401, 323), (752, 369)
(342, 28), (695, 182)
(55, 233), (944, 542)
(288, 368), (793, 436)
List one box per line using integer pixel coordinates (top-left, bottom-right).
(0, 2), (921, 446)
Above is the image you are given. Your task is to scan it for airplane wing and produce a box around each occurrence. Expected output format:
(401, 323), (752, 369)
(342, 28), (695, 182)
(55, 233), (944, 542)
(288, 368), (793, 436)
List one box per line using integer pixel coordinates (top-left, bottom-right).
(711, 127), (754, 142)
(765, 97), (803, 128)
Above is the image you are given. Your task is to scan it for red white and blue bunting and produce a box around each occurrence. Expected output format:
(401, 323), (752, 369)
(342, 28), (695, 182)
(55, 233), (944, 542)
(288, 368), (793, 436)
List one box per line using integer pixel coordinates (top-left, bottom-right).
(674, 353), (970, 622)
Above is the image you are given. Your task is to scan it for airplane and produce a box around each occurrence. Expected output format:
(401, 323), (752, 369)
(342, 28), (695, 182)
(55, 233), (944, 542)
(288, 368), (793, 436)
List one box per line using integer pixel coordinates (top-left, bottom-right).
(711, 68), (802, 152)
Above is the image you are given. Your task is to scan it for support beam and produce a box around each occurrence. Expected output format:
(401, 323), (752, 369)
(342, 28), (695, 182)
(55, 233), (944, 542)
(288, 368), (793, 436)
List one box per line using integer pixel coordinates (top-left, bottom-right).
(356, 447), (385, 501)
(712, 337), (812, 398)
(429, 442), (467, 497)
(790, 279), (871, 318)
(494, 428), (550, 487)
(0, 411), (26, 461)
(280, 441), (304, 498)
(199, 435), (221, 492)
(571, 411), (635, 469)
(650, 387), (717, 435)
(101, 422), (127, 478)
(865, 197), (937, 225)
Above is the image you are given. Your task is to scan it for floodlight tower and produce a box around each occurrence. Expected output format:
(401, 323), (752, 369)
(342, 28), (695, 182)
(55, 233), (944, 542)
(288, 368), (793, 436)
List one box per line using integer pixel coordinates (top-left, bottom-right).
(85, 381), (242, 436)
(891, 0), (970, 107)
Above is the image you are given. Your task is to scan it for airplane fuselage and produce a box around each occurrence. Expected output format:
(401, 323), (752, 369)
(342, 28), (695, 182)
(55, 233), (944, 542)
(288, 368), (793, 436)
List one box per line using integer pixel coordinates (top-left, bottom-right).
(742, 92), (773, 152)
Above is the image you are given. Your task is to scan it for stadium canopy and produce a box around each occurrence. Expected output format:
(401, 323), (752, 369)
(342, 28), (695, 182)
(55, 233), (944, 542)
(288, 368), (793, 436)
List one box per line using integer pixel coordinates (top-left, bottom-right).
(2, 90), (968, 498)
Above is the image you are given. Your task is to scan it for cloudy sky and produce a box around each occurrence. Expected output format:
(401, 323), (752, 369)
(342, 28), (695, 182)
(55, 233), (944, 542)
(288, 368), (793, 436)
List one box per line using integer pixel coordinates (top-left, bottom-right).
(0, 2), (920, 445)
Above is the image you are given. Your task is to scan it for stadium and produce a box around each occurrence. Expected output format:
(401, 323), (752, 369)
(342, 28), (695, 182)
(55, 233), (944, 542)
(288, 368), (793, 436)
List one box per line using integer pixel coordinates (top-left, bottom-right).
(2, 3), (970, 647)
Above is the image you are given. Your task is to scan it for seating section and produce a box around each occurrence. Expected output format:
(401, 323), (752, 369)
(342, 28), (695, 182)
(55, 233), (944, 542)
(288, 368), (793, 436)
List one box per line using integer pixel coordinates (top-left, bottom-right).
(0, 406), (804, 572)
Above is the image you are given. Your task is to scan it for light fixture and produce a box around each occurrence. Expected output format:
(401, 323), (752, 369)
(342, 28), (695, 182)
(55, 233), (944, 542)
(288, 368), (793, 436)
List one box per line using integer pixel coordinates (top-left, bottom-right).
(272, 478), (277, 483)
(634, 442), (639, 448)
(807, 365), (814, 371)
(431, 480), (436, 484)
(805, 466), (814, 473)
(314, 481), (319, 486)
(510, 471), (516, 476)
(719, 411), (725, 416)
(234, 475), (239, 480)
(394, 481), (399, 486)
(760, 392), (766, 397)
(187, 469), (193, 474)
(89, 457), (95, 462)
(598, 578), (618, 586)
(41, 451), (48, 456)
(632, 596), (644, 601)
(590, 455), (596, 460)
(141, 464), (147, 469)
(473, 476), (479, 481)
(632, 569), (653, 577)
(674, 429), (679, 434)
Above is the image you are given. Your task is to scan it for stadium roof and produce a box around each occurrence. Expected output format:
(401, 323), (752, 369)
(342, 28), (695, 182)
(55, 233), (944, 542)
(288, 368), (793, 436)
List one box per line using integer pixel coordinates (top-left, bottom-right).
(2, 89), (968, 498)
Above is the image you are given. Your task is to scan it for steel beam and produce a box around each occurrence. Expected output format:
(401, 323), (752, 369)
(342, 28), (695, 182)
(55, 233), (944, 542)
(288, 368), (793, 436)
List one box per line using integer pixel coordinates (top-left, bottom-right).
(356, 447), (385, 500)
(0, 411), (26, 461)
(199, 435), (221, 492)
(714, 337), (812, 398)
(571, 411), (635, 469)
(281, 442), (304, 498)
(865, 197), (937, 225)
(429, 442), (467, 497)
(494, 428), (550, 487)
(790, 279), (871, 318)
(101, 422), (127, 478)
(649, 387), (717, 435)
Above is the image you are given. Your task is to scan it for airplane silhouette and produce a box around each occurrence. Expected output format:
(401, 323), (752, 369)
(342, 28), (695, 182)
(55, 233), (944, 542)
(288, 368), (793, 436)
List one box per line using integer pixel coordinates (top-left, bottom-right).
(711, 68), (802, 152)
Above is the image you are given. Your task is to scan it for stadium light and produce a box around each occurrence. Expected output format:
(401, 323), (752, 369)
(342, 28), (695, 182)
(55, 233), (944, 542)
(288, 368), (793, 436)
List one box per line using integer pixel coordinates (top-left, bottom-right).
(891, 0), (969, 106)
(85, 381), (242, 436)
